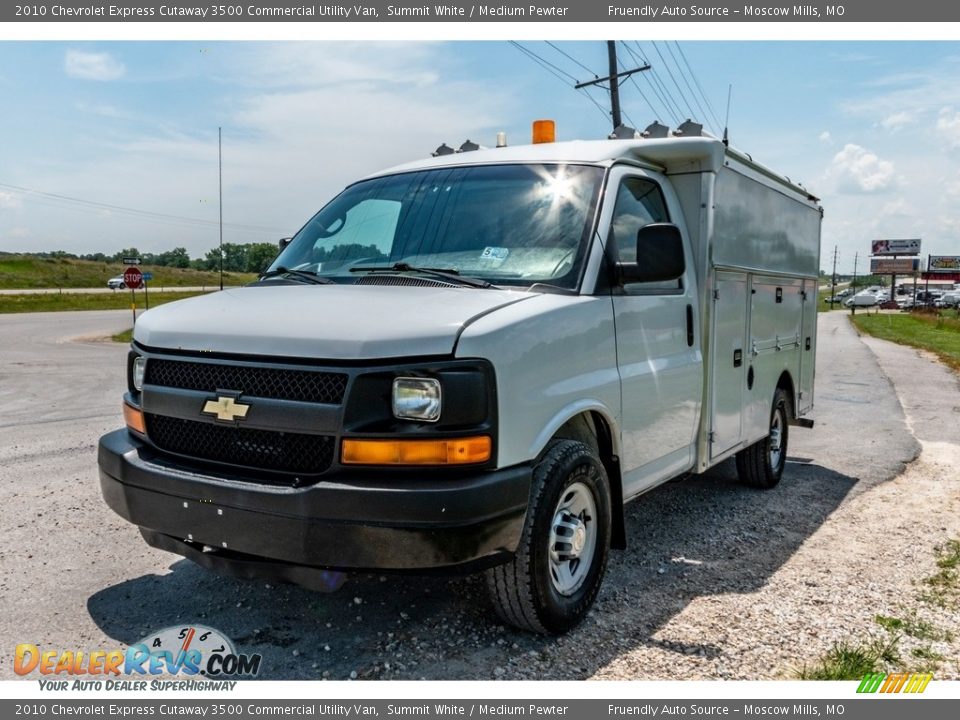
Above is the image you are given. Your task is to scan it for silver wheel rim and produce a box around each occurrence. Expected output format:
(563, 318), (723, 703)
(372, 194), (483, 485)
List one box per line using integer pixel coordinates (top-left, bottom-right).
(548, 481), (597, 596)
(769, 406), (784, 469)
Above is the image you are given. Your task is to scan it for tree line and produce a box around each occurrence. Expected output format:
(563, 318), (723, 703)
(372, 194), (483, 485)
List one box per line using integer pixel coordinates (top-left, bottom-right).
(29, 243), (281, 274)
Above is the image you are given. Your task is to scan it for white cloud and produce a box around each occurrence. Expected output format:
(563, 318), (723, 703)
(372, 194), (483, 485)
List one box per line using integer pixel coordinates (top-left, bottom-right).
(880, 111), (913, 131)
(0, 191), (21, 209)
(936, 108), (960, 149)
(818, 131), (831, 143)
(64, 50), (125, 81)
(827, 144), (897, 194)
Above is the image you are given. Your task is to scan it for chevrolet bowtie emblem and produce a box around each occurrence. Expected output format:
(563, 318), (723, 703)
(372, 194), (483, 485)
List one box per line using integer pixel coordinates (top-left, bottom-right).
(202, 396), (250, 422)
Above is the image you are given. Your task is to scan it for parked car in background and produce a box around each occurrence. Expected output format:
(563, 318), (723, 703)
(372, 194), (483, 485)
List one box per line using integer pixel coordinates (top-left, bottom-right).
(107, 276), (126, 290)
(844, 291), (880, 308)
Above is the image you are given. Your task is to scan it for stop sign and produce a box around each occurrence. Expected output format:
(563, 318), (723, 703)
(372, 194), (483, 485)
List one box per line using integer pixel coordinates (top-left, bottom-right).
(123, 266), (143, 289)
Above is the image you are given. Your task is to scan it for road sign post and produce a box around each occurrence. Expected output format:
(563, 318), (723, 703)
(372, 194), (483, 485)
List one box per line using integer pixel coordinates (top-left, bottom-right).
(123, 266), (144, 325)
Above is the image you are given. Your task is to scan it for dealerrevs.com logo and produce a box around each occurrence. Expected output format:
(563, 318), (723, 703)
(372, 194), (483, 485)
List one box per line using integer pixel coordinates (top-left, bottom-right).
(14, 625), (261, 683)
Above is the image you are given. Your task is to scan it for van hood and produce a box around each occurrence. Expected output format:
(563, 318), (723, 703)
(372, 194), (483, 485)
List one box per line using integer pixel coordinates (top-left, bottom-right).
(133, 284), (535, 360)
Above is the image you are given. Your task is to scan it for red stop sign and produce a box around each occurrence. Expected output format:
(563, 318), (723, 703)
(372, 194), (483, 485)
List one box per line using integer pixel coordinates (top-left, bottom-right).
(123, 266), (143, 289)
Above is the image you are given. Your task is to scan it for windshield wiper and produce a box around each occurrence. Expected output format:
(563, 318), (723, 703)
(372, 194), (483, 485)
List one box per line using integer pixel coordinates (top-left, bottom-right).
(258, 267), (334, 285)
(349, 262), (492, 289)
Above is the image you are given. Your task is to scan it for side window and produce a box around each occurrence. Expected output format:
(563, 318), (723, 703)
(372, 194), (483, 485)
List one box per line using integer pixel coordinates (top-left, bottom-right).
(608, 176), (679, 291)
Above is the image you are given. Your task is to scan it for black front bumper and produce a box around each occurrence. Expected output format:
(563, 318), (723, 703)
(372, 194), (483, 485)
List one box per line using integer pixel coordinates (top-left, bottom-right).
(98, 429), (531, 586)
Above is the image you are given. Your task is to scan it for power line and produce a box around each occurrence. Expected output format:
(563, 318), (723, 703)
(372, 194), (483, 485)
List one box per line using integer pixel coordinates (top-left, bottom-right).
(650, 41), (698, 120)
(0, 181), (286, 235)
(673, 42), (724, 131)
(664, 42), (713, 133)
(508, 41), (610, 124)
(544, 41), (596, 77)
(627, 42), (683, 124)
(623, 42), (681, 124)
(508, 41), (578, 84)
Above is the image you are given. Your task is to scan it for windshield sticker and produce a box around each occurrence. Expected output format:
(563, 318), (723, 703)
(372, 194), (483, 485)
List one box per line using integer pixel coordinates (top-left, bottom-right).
(480, 247), (510, 263)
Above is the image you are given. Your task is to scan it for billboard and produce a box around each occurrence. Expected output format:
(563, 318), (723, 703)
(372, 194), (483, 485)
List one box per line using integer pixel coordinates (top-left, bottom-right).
(928, 255), (960, 272)
(871, 239), (922, 256)
(871, 257), (920, 273)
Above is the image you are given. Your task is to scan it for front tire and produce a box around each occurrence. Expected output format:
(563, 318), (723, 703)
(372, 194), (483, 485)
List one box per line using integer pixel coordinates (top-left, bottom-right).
(736, 387), (790, 489)
(486, 439), (611, 634)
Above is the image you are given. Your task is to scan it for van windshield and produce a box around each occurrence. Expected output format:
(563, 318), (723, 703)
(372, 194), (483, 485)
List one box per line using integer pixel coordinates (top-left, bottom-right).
(267, 163), (603, 290)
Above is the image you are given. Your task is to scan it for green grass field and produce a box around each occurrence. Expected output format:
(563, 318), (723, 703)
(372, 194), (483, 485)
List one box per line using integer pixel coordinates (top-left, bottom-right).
(0, 255), (255, 289)
(851, 312), (960, 372)
(0, 290), (209, 314)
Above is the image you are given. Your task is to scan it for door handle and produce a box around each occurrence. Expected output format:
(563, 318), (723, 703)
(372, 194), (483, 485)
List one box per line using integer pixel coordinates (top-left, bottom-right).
(686, 304), (694, 347)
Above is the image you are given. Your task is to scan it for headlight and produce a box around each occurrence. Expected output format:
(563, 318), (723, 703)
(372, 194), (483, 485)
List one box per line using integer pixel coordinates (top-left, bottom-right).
(392, 377), (441, 422)
(132, 356), (146, 392)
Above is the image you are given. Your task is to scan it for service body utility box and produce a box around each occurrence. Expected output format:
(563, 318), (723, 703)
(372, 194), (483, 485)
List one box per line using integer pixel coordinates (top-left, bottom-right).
(100, 134), (821, 634)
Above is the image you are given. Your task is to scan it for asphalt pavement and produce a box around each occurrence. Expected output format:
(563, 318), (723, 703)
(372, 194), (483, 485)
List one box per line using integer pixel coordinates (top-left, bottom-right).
(0, 309), (946, 681)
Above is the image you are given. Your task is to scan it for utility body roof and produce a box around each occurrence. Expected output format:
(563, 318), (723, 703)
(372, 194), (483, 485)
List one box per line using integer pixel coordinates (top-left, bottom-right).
(366, 136), (819, 204)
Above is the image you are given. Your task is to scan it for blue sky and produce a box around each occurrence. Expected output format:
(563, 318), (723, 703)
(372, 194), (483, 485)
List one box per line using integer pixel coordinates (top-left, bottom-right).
(1, 40), (959, 273)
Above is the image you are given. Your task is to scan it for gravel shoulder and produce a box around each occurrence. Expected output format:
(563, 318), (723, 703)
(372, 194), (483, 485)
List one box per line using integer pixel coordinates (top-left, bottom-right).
(0, 310), (956, 682)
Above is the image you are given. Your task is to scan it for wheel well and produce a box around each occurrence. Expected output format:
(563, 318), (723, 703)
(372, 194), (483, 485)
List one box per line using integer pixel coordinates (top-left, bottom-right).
(554, 412), (626, 550)
(776, 371), (796, 420)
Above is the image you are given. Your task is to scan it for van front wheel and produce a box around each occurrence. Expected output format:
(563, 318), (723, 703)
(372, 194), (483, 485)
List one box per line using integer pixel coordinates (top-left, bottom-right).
(736, 388), (790, 489)
(486, 439), (611, 635)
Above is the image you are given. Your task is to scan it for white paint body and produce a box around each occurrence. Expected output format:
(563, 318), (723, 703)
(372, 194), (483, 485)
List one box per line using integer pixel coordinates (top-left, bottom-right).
(136, 136), (822, 495)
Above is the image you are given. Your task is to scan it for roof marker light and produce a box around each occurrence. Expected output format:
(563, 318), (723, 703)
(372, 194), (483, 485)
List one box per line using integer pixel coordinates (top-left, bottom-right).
(532, 119), (555, 144)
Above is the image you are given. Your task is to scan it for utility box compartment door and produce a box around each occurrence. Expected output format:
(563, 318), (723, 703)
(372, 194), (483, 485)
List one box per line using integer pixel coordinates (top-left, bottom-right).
(710, 271), (748, 459)
(798, 278), (816, 415)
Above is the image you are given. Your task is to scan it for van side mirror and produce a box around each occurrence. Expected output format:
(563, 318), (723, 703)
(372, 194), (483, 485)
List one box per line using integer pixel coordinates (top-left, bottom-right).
(618, 223), (685, 284)
(278, 237), (292, 251)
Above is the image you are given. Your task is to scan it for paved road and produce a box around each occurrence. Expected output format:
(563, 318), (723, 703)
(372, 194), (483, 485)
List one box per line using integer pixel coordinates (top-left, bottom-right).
(0, 286), (228, 295)
(0, 310), (947, 681)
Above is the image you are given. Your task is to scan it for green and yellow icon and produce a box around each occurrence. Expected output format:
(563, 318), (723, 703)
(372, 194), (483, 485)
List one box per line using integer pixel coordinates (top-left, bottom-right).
(857, 672), (933, 694)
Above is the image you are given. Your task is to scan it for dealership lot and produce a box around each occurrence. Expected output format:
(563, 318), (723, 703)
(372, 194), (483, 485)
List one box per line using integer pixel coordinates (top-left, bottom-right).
(1, 310), (957, 680)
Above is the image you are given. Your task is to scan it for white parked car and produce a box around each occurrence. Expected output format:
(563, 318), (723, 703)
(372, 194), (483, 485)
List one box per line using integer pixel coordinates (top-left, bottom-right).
(844, 292), (879, 308)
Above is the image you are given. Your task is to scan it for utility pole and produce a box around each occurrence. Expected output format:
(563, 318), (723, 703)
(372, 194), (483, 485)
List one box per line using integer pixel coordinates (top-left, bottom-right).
(607, 42), (622, 130)
(851, 252), (858, 315)
(829, 245), (838, 309)
(575, 41), (650, 134)
(219, 126), (223, 291)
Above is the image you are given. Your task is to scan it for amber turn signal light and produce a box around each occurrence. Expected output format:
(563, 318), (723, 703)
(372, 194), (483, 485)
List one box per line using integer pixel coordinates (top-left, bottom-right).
(123, 403), (146, 434)
(341, 436), (492, 466)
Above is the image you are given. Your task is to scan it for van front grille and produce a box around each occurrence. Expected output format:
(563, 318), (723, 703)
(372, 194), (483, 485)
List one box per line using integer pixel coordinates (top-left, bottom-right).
(144, 359), (347, 405)
(145, 414), (335, 476)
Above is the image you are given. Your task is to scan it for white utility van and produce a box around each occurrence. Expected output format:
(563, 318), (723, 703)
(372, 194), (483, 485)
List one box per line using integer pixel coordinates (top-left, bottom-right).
(99, 126), (822, 634)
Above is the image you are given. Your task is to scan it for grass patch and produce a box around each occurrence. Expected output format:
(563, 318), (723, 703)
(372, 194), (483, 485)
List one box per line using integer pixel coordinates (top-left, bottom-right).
(798, 637), (900, 680)
(874, 613), (952, 642)
(112, 329), (133, 344)
(817, 295), (849, 312)
(850, 312), (960, 372)
(921, 539), (960, 608)
(0, 255), (255, 289)
(0, 291), (209, 314)
(911, 646), (944, 662)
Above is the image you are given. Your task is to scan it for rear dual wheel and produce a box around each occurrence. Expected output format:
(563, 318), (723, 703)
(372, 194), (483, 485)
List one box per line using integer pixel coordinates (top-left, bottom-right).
(736, 388), (790, 489)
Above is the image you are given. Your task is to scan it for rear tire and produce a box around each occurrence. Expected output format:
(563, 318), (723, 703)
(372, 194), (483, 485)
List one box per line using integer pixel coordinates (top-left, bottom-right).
(486, 439), (611, 634)
(736, 387), (790, 489)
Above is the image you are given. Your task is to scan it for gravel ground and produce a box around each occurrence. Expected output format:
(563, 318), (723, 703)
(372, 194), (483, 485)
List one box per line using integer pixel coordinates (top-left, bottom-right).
(1, 310), (957, 681)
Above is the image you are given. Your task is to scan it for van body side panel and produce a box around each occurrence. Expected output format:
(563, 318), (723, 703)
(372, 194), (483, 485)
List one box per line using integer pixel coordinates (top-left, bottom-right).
(454, 295), (621, 469)
(712, 162), (820, 278)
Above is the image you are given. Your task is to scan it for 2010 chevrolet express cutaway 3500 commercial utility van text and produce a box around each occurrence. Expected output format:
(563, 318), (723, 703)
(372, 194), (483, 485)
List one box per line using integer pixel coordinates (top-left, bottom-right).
(99, 125), (822, 634)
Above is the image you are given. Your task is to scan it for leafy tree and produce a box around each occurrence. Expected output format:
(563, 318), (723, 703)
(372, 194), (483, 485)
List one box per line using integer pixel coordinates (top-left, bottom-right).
(246, 243), (279, 273)
(158, 247), (191, 268)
